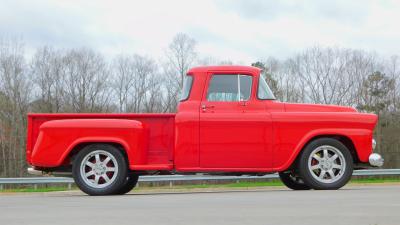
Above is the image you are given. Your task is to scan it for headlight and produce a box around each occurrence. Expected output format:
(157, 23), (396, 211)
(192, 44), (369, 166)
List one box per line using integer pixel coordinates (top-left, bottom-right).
(372, 139), (377, 150)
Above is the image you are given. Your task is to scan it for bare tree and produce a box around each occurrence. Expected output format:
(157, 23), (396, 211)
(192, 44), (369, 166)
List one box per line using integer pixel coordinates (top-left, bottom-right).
(30, 46), (64, 113)
(384, 55), (400, 110)
(166, 33), (197, 87)
(2, 34), (400, 176)
(61, 48), (111, 113)
(142, 74), (164, 112)
(112, 54), (159, 113)
(282, 47), (378, 106)
(163, 33), (197, 112)
(112, 54), (136, 112)
(254, 57), (305, 102)
(129, 55), (158, 112)
(0, 39), (31, 177)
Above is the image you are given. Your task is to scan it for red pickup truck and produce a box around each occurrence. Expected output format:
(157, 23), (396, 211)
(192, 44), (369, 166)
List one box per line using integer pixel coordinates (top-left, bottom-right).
(26, 66), (383, 195)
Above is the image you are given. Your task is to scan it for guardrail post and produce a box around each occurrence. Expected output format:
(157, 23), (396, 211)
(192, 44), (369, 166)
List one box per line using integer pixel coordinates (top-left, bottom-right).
(33, 184), (38, 190)
(0, 184), (3, 190)
(169, 181), (173, 188)
(68, 183), (72, 190)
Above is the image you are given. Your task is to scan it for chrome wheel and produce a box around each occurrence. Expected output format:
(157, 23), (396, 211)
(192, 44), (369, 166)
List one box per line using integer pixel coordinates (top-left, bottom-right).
(80, 150), (119, 188)
(308, 145), (346, 184)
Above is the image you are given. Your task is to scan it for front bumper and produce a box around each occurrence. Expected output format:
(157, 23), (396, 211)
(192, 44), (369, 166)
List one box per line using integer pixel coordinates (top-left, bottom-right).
(369, 153), (384, 167)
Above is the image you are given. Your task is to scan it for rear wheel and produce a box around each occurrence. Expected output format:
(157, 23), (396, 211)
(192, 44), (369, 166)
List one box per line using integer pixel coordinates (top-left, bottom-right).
(72, 144), (128, 196)
(298, 138), (353, 190)
(279, 171), (311, 190)
(116, 172), (139, 195)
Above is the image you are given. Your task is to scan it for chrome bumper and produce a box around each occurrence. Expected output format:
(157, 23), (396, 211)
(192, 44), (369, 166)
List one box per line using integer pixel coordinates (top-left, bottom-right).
(369, 153), (384, 167)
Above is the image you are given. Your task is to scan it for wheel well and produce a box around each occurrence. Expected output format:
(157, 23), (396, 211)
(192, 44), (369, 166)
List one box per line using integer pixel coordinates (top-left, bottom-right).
(304, 135), (360, 163)
(63, 142), (128, 165)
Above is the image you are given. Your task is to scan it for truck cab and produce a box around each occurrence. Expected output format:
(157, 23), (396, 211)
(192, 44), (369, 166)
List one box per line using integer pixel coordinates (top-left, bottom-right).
(26, 66), (383, 195)
(175, 66), (278, 171)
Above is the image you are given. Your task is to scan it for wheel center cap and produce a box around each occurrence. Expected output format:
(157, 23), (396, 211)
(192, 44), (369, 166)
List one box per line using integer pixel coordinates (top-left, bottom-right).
(94, 164), (105, 175)
(320, 160), (332, 170)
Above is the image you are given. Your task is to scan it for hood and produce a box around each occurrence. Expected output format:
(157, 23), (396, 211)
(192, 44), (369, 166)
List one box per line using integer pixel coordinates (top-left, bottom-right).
(284, 103), (357, 113)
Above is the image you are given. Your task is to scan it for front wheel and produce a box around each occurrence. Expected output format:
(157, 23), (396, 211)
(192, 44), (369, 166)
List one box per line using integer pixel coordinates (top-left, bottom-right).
(279, 171), (311, 190)
(72, 144), (128, 196)
(297, 138), (353, 190)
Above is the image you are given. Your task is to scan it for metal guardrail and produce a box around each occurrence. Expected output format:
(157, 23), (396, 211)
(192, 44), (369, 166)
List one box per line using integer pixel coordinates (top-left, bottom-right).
(0, 169), (399, 190)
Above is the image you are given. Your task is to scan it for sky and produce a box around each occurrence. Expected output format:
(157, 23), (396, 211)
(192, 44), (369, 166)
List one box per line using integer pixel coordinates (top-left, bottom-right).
(1, 0), (400, 64)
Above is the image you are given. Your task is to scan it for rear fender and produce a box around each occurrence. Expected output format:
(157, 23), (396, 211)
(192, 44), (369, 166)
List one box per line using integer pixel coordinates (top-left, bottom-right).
(30, 119), (147, 167)
(62, 137), (132, 164)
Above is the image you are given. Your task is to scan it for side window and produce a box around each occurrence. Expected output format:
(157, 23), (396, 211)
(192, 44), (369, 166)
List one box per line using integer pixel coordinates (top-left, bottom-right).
(207, 75), (252, 102)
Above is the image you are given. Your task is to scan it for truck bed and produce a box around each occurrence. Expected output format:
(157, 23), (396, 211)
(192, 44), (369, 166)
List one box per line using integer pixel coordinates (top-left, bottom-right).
(27, 113), (175, 168)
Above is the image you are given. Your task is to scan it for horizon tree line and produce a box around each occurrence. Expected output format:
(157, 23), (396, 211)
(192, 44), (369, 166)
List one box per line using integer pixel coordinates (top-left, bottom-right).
(0, 33), (399, 177)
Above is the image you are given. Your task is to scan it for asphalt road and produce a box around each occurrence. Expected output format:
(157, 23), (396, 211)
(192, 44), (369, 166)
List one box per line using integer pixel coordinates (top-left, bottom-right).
(0, 185), (399, 225)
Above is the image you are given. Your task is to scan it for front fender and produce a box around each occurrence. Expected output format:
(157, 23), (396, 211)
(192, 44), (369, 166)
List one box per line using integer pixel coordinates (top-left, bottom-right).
(276, 128), (373, 171)
(31, 119), (146, 167)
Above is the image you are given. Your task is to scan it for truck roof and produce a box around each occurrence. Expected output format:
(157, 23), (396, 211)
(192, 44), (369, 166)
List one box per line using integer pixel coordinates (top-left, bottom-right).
(187, 65), (261, 74)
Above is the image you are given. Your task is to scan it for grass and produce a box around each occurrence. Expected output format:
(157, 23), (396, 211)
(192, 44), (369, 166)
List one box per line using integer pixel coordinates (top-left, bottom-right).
(0, 186), (71, 193)
(139, 177), (400, 190)
(350, 177), (400, 184)
(165, 180), (284, 189)
(1, 177), (399, 193)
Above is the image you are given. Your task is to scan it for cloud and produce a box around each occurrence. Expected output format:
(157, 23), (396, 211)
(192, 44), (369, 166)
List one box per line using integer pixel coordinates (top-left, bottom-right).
(218, 0), (370, 25)
(0, 0), (399, 63)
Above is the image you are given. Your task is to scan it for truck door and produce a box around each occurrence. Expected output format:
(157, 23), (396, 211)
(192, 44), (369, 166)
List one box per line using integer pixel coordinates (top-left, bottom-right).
(199, 73), (272, 169)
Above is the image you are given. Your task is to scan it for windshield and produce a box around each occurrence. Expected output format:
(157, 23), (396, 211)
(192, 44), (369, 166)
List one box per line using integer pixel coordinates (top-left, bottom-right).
(180, 75), (193, 101)
(258, 75), (276, 100)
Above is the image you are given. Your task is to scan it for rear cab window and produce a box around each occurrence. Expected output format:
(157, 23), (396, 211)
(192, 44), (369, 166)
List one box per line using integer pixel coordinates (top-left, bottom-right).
(180, 75), (193, 101)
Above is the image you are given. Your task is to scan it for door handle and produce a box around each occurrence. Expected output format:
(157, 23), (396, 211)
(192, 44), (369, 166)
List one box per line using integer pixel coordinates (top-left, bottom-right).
(201, 104), (215, 112)
(239, 101), (248, 106)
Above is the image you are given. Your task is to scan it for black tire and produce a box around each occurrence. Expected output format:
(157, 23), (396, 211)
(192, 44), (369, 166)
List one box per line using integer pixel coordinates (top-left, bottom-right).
(115, 172), (139, 195)
(72, 144), (128, 196)
(297, 138), (353, 190)
(279, 171), (311, 190)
